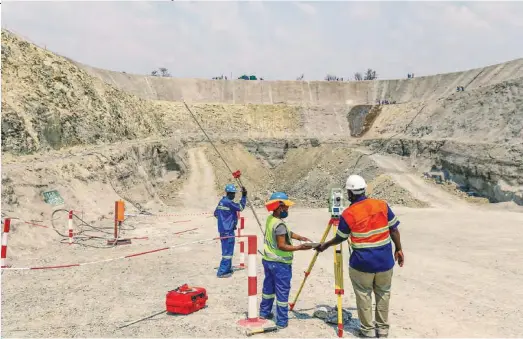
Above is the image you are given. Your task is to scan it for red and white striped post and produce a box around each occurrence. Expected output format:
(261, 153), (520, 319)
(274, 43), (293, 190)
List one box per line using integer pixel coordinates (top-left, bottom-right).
(68, 211), (74, 245)
(237, 235), (267, 327)
(238, 217), (245, 268)
(1, 219), (11, 268)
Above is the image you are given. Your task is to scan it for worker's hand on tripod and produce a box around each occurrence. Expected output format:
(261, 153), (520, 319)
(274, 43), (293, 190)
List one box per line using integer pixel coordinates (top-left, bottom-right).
(241, 187), (247, 196)
(394, 249), (404, 267)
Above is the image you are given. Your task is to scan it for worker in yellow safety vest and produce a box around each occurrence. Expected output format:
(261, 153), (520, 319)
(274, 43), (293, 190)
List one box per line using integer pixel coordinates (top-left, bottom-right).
(259, 192), (314, 328)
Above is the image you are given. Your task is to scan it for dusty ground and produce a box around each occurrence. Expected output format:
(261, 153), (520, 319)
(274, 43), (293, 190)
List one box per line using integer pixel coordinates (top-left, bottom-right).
(2, 200), (523, 338)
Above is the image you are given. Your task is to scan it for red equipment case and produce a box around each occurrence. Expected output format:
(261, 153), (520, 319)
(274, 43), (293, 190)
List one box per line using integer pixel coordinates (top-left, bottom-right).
(166, 284), (208, 315)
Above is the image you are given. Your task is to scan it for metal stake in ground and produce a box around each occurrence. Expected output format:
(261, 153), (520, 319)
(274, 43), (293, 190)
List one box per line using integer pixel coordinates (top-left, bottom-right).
(107, 200), (131, 246)
(117, 310), (166, 329)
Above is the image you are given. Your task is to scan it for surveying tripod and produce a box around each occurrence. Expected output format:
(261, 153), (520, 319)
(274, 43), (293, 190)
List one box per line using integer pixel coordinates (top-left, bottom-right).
(288, 189), (351, 338)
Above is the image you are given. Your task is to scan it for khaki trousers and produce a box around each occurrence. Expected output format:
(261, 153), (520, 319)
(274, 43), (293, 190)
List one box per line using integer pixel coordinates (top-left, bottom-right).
(349, 267), (393, 336)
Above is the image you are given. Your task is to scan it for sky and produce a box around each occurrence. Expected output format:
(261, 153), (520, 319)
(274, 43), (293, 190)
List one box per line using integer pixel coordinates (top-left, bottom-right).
(2, 1), (523, 81)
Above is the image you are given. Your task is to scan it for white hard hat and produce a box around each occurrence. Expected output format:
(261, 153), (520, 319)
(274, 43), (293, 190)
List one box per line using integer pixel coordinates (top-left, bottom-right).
(345, 175), (367, 194)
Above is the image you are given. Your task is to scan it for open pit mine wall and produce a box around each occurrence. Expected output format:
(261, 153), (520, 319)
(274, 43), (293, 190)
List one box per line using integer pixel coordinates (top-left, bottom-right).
(76, 58), (523, 105)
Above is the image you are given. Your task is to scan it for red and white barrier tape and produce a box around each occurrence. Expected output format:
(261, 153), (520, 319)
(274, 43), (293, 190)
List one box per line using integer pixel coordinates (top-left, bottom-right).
(125, 212), (213, 218)
(2, 230), (207, 271)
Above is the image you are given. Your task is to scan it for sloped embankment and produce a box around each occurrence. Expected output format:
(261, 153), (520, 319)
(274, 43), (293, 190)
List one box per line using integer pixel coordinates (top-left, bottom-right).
(1, 140), (189, 229)
(1, 30), (305, 155)
(354, 78), (523, 204)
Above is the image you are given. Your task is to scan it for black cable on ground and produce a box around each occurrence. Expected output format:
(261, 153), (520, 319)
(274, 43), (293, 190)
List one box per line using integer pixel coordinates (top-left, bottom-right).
(50, 209), (136, 249)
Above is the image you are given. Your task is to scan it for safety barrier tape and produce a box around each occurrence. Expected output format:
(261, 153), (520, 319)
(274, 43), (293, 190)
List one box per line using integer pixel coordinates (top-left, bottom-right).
(125, 212), (213, 218)
(22, 221), (50, 229)
(2, 228), (205, 271)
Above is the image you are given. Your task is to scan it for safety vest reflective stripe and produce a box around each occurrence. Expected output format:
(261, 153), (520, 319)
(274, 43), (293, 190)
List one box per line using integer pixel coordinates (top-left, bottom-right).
(342, 198), (392, 250)
(263, 249), (293, 264)
(276, 300), (288, 307)
(388, 216), (398, 227)
(336, 228), (350, 238)
(216, 205), (230, 211)
(352, 224), (389, 238)
(262, 293), (275, 299)
(351, 236), (391, 249)
(263, 215), (293, 264)
(222, 255), (233, 259)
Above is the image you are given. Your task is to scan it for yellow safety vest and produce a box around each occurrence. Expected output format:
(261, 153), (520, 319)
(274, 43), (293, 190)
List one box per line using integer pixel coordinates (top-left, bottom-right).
(263, 215), (293, 264)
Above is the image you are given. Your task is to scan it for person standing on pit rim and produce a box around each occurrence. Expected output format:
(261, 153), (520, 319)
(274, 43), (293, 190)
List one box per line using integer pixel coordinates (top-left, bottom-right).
(259, 192), (314, 329)
(317, 175), (404, 338)
(214, 184), (247, 278)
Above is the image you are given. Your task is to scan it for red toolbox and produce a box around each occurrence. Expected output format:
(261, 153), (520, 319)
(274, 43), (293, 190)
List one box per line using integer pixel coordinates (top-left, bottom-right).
(166, 284), (208, 315)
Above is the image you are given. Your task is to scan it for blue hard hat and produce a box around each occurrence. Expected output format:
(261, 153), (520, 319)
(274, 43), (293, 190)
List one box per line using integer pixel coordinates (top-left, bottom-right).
(265, 192), (294, 211)
(225, 184), (237, 193)
(269, 192), (289, 201)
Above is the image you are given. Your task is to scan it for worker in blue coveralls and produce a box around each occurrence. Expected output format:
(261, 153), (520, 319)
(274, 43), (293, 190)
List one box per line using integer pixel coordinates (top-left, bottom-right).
(214, 184), (247, 278)
(259, 192), (313, 328)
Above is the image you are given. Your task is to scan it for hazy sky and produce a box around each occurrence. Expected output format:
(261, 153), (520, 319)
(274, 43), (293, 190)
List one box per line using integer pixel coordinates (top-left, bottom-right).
(2, 1), (523, 81)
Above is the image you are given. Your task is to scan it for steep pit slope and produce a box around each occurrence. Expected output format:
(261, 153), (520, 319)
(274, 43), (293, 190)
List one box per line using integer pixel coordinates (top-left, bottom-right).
(1, 30), (306, 156)
(358, 78), (523, 204)
(1, 140), (189, 227)
(78, 57), (523, 105)
(1, 30), (166, 154)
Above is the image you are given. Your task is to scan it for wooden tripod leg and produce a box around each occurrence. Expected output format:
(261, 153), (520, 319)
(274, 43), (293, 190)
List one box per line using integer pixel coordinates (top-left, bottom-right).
(289, 220), (333, 311)
(335, 246), (344, 337)
(332, 220), (344, 337)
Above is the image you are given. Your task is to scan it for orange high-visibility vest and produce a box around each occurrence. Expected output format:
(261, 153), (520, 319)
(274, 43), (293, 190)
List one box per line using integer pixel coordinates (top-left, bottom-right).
(342, 198), (391, 249)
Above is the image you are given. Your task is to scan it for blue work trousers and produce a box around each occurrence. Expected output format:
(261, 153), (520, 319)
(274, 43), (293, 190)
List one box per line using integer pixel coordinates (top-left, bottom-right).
(259, 259), (292, 327)
(217, 231), (235, 276)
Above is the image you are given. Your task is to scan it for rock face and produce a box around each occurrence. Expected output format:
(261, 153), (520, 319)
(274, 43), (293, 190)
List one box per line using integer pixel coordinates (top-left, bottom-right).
(1, 27), (522, 221)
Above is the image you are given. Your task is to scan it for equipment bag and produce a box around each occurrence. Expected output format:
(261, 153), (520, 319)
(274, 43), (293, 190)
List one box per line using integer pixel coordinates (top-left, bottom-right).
(166, 284), (208, 315)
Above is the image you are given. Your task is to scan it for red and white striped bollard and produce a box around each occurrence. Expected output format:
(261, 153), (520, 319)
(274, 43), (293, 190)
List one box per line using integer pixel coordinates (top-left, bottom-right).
(1, 218), (11, 268)
(237, 235), (267, 327)
(238, 217), (245, 268)
(68, 211), (74, 245)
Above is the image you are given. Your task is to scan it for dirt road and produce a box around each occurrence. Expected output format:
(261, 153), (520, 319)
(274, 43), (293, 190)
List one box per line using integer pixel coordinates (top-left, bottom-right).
(370, 153), (469, 208)
(179, 147), (218, 210)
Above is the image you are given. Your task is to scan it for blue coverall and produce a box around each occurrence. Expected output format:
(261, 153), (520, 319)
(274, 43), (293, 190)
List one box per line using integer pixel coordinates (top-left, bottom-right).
(214, 195), (246, 276)
(259, 259), (292, 327)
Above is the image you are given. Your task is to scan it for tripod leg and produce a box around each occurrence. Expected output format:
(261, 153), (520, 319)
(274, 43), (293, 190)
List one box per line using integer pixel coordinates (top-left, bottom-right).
(289, 221), (332, 311)
(335, 246), (344, 337)
(332, 221), (344, 337)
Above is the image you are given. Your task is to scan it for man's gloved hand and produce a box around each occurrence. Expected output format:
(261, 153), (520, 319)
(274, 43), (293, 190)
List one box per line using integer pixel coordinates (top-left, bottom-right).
(241, 187), (247, 196)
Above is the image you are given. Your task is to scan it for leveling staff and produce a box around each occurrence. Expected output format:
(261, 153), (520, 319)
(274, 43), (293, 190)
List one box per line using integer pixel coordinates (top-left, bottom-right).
(260, 192), (314, 329)
(317, 175), (404, 338)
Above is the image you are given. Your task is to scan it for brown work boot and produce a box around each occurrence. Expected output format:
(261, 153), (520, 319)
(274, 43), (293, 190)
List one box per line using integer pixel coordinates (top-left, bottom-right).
(357, 330), (376, 338)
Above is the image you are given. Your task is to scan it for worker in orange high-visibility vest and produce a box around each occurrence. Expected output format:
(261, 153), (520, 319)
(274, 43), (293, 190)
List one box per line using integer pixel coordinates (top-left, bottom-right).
(317, 175), (404, 338)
